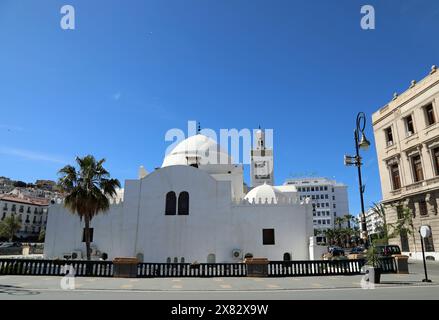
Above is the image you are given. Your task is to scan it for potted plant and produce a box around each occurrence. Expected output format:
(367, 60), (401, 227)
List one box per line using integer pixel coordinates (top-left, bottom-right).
(365, 245), (381, 284)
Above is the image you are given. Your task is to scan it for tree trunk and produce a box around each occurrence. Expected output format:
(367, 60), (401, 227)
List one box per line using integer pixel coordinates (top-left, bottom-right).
(84, 215), (91, 261)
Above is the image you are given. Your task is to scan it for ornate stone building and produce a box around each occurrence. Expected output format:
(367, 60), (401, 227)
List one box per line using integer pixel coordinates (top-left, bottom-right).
(372, 65), (439, 260)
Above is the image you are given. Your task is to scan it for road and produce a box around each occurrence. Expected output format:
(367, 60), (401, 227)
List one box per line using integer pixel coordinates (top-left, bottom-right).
(0, 260), (438, 300)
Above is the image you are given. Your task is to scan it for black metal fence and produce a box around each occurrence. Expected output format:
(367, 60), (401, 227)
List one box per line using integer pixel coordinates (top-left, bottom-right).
(0, 259), (113, 277)
(137, 263), (247, 278)
(376, 257), (398, 274)
(0, 257), (397, 278)
(268, 259), (365, 277)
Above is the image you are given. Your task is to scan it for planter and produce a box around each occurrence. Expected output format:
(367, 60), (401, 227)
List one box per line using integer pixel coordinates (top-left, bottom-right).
(392, 254), (409, 274)
(364, 266), (381, 284)
(112, 257), (139, 278)
(244, 258), (269, 277)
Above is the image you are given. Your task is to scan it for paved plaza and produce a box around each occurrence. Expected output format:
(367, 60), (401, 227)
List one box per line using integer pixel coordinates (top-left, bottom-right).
(0, 261), (438, 300)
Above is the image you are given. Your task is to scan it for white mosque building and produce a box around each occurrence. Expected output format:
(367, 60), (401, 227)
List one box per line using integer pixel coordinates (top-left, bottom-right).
(44, 130), (315, 263)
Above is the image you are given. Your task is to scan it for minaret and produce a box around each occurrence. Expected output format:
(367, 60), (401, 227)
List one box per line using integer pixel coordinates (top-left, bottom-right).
(250, 127), (274, 187)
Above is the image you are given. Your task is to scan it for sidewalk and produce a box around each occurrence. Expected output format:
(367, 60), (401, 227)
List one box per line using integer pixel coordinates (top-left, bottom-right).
(1, 261), (437, 293)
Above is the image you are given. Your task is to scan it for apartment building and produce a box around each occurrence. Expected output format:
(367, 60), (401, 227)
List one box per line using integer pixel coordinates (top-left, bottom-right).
(372, 65), (439, 260)
(0, 195), (49, 240)
(283, 177), (350, 232)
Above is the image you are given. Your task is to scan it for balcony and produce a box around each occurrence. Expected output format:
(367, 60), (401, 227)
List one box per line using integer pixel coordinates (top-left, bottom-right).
(405, 181), (423, 191)
(390, 189), (402, 196)
(426, 176), (439, 186)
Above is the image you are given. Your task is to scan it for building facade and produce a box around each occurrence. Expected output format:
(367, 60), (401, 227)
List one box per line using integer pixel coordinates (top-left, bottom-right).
(282, 178), (350, 232)
(0, 195), (49, 240)
(372, 65), (439, 260)
(359, 208), (384, 236)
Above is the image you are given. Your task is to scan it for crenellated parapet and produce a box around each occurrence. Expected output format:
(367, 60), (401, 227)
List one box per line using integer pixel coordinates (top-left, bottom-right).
(232, 197), (304, 206)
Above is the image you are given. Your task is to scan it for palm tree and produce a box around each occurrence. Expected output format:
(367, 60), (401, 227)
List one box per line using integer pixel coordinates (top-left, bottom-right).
(334, 217), (344, 229)
(342, 215), (355, 247)
(351, 225), (361, 246)
(323, 229), (336, 245)
(38, 227), (46, 242)
(370, 202), (389, 243)
(58, 155), (121, 261)
(0, 215), (22, 242)
(389, 206), (416, 252)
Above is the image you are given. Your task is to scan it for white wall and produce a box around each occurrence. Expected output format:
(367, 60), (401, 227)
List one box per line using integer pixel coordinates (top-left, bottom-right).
(231, 204), (313, 261)
(44, 203), (124, 259)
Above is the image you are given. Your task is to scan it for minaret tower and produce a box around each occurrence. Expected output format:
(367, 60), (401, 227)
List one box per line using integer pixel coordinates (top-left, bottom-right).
(250, 127), (274, 187)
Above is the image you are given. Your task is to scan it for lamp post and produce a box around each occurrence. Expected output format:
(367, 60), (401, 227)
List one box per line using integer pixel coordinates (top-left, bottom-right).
(419, 225), (432, 283)
(344, 112), (371, 248)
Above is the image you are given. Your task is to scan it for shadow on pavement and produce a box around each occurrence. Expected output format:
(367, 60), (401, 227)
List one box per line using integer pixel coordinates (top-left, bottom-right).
(379, 281), (431, 286)
(0, 285), (40, 296)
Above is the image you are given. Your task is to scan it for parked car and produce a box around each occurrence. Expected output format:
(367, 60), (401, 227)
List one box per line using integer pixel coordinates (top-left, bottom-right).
(328, 246), (345, 256)
(0, 242), (14, 248)
(0, 242), (22, 248)
(350, 246), (365, 254)
(375, 245), (401, 257)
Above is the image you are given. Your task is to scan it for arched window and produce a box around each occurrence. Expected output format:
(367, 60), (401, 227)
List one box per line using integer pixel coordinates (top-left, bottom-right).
(178, 192), (189, 215)
(166, 257), (171, 264)
(180, 257), (185, 263)
(207, 254), (216, 263)
(165, 192), (176, 215)
(283, 253), (291, 261)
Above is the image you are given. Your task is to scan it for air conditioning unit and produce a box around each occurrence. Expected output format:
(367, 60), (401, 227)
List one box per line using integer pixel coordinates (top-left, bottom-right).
(232, 249), (242, 259)
(71, 250), (82, 260)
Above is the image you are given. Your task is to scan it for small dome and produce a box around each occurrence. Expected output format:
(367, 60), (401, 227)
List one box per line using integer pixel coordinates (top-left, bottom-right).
(162, 135), (232, 167)
(244, 183), (286, 204)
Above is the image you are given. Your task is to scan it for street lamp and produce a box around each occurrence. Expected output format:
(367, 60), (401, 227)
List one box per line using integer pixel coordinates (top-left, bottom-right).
(344, 112), (371, 247)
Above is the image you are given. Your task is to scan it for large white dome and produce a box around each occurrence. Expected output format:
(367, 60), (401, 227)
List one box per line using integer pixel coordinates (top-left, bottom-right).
(244, 183), (287, 204)
(162, 135), (232, 167)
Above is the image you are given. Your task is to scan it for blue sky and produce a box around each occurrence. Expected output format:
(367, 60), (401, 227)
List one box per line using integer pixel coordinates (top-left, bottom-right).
(1, 0), (439, 216)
